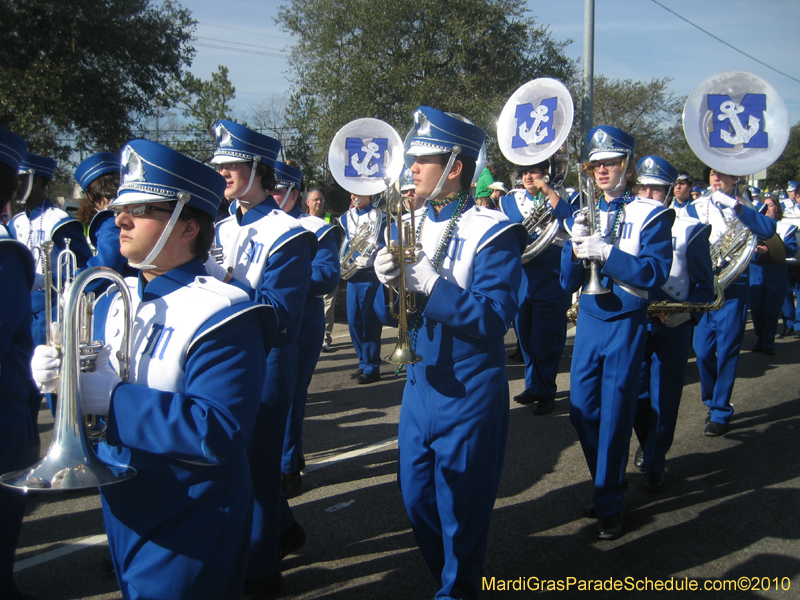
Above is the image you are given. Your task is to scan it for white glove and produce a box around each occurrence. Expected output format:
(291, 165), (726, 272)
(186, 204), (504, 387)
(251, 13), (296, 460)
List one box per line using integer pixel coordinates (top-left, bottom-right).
(664, 312), (691, 328)
(571, 212), (590, 238)
(374, 246), (400, 286)
(31, 344), (61, 394)
(575, 232), (613, 262)
(404, 251), (440, 296)
(354, 251), (376, 269)
(80, 345), (121, 417)
(712, 190), (738, 210)
(203, 254), (229, 282)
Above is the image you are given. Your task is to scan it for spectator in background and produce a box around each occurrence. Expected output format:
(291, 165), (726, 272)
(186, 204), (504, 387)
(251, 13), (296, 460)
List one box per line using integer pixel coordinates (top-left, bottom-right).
(484, 181), (507, 209)
(306, 189), (338, 352)
(474, 160), (496, 201)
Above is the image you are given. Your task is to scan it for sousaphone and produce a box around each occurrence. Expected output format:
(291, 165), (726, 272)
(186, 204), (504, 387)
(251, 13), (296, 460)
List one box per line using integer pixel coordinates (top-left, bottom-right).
(496, 77), (574, 263)
(328, 118), (404, 279)
(683, 71), (791, 288)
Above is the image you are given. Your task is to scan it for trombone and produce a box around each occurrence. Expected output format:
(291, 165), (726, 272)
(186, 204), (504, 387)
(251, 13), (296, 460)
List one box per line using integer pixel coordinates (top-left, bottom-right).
(578, 173), (610, 296)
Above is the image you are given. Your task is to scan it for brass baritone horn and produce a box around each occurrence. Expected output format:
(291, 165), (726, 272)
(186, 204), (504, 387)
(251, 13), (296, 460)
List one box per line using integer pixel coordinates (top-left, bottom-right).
(384, 182), (422, 365)
(0, 267), (136, 490)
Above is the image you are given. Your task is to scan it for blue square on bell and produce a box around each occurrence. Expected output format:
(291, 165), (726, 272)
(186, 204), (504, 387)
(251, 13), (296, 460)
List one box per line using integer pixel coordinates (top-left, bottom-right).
(588, 126), (635, 161)
(274, 161), (302, 189)
(114, 139), (225, 218)
(210, 120), (281, 167)
(20, 152), (57, 179)
(636, 156), (678, 187)
(0, 126), (27, 172)
(75, 152), (121, 191)
(344, 137), (388, 178)
(406, 106), (485, 160)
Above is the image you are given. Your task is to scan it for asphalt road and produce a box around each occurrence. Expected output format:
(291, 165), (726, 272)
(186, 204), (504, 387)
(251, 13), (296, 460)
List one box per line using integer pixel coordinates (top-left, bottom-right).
(12, 317), (800, 600)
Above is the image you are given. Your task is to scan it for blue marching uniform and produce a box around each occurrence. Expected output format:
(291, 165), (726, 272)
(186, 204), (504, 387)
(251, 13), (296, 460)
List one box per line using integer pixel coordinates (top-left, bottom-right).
(0, 226), (37, 600)
(214, 197), (316, 581)
(686, 197), (776, 426)
(561, 196), (673, 518)
(750, 219), (798, 351)
(281, 208), (341, 476)
(499, 190), (572, 403)
(635, 218), (714, 478)
(341, 204), (385, 377)
(93, 260), (277, 600)
(376, 199), (525, 599)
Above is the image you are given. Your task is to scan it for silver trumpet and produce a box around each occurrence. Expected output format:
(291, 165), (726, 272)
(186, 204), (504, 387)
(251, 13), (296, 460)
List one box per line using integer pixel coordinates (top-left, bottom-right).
(0, 267), (136, 491)
(578, 173), (610, 296)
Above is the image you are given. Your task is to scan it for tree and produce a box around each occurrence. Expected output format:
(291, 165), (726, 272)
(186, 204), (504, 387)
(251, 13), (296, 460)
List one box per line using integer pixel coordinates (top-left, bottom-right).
(169, 66), (236, 161)
(277, 0), (576, 205)
(764, 123), (800, 191)
(0, 0), (194, 159)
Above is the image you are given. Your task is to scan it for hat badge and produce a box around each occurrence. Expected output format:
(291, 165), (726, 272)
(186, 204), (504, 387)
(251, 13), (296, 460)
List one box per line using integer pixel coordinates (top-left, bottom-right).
(215, 123), (234, 148)
(121, 146), (146, 183)
(593, 130), (609, 148)
(414, 111), (431, 137)
(643, 157), (655, 174)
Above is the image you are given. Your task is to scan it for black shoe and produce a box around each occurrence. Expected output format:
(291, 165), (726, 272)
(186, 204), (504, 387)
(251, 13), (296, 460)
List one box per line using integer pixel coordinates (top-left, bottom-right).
(751, 344), (763, 352)
(704, 421), (729, 437)
(643, 472), (666, 492)
(349, 368), (364, 380)
(280, 472), (302, 498)
(357, 372), (381, 384)
(279, 522), (306, 561)
(597, 514), (623, 540)
(765, 347), (776, 356)
(633, 445), (645, 470)
(243, 572), (283, 600)
(531, 396), (555, 415)
(513, 390), (536, 405)
(507, 351), (524, 364)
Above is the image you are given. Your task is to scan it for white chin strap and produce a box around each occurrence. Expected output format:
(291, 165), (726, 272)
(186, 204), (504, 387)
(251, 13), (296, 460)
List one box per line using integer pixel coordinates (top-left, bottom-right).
(278, 185), (295, 209)
(128, 196), (189, 271)
(18, 175), (33, 204)
(234, 157), (261, 208)
(607, 156), (629, 196)
(423, 148), (460, 204)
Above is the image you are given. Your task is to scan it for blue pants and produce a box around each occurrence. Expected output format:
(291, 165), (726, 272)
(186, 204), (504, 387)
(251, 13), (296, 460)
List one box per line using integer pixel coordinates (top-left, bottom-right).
(516, 261), (570, 400)
(346, 279), (383, 374)
(693, 282), (748, 425)
(750, 263), (788, 350)
(102, 463), (253, 600)
(0, 400), (32, 600)
(570, 309), (647, 518)
(248, 341), (297, 581)
(282, 297), (324, 475)
(635, 319), (693, 477)
(399, 362), (509, 600)
(782, 265), (800, 332)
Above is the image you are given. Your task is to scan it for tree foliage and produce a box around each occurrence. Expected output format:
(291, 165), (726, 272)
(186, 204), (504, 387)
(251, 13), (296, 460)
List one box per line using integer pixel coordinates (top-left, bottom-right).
(278, 0), (576, 204)
(0, 0), (195, 159)
(764, 123), (800, 191)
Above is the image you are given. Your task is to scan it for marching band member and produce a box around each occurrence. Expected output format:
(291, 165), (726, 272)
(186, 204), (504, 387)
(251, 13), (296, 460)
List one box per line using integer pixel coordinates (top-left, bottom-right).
(272, 161), (341, 494)
(749, 195), (798, 355)
(499, 161), (572, 415)
(0, 126), (37, 600)
(208, 120), (316, 595)
(632, 156), (714, 492)
(10, 152), (93, 345)
(31, 139), (277, 600)
(374, 106), (525, 599)
(686, 167), (775, 436)
(341, 191), (385, 384)
(560, 126), (674, 539)
(671, 172), (694, 217)
(74, 152), (139, 288)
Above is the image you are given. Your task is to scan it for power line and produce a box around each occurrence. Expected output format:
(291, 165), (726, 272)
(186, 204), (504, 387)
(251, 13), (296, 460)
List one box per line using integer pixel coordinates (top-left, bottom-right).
(194, 42), (288, 59)
(650, 0), (800, 85)
(196, 36), (289, 54)
(198, 22), (296, 44)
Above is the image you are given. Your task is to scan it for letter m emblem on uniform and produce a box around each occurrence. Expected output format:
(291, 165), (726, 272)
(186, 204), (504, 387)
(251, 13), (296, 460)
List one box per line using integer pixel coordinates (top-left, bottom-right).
(244, 240), (264, 263)
(142, 322), (174, 360)
(707, 94), (768, 148)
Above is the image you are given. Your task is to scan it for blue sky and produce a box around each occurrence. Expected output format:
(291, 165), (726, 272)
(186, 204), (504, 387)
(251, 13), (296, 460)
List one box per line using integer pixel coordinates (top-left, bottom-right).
(186, 0), (800, 128)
